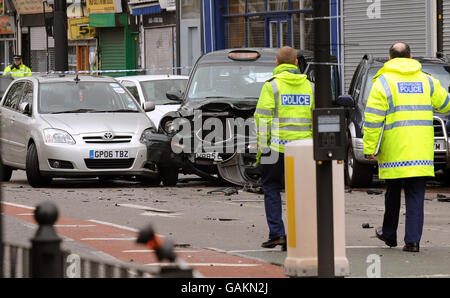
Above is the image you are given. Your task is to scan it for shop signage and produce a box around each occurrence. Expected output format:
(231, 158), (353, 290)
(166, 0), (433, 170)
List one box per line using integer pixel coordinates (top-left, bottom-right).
(87, 0), (122, 14)
(68, 17), (97, 40)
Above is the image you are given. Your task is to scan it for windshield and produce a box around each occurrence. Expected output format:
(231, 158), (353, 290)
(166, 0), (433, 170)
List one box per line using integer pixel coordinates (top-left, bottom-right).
(187, 64), (274, 100)
(39, 82), (141, 114)
(141, 79), (187, 104)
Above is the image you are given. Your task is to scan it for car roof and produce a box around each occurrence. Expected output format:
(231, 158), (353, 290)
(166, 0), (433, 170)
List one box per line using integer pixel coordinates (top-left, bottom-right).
(23, 74), (119, 83)
(196, 48), (314, 64)
(365, 55), (449, 67)
(115, 74), (189, 81)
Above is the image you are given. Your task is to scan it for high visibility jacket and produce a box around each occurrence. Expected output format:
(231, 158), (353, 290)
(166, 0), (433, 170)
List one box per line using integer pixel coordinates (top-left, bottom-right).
(363, 58), (450, 179)
(254, 63), (314, 157)
(3, 63), (32, 79)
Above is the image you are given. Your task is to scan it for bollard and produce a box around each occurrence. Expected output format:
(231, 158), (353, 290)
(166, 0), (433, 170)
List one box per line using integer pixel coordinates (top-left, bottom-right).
(30, 201), (63, 278)
(284, 139), (350, 277)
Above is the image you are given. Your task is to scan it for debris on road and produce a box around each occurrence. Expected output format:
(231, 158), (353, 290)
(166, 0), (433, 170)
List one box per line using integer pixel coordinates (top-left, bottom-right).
(366, 189), (383, 195)
(207, 187), (239, 196)
(362, 223), (373, 229)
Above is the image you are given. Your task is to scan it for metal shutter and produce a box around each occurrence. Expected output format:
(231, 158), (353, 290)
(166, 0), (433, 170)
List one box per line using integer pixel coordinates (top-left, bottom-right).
(342, 0), (430, 92)
(144, 27), (174, 75)
(99, 27), (126, 77)
(443, 1), (450, 55)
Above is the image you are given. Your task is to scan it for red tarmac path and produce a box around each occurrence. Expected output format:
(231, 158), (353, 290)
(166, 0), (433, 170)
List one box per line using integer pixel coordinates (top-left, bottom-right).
(2, 202), (286, 278)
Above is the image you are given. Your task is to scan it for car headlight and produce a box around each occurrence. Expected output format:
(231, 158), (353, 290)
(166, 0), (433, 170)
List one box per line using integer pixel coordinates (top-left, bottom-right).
(140, 128), (156, 144)
(164, 120), (178, 134)
(43, 129), (76, 145)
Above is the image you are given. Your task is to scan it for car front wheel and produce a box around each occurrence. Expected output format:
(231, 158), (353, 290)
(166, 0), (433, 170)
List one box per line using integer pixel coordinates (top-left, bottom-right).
(26, 143), (52, 188)
(345, 142), (374, 188)
(160, 166), (178, 186)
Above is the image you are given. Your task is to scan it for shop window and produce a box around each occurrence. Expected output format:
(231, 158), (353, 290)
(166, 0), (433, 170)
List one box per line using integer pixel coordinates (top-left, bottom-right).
(248, 16), (266, 47)
(246, 0), (265, 13)
(227, 17), (246, 48)
(268, 0), (288, 11)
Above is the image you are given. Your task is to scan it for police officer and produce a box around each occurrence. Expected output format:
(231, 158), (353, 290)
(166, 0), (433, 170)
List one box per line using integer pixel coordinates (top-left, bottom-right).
(363, 42), (450, 252)
(3, 55), (32, 79)
(254, 46), (314, 250)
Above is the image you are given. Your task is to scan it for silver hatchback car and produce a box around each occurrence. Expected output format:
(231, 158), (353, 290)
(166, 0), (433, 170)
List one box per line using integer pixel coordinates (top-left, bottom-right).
(0, 75), (160, 187)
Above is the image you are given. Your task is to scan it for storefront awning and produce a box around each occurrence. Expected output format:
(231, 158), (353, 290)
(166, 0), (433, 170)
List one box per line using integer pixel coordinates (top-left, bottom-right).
(131, 4), (162, 16)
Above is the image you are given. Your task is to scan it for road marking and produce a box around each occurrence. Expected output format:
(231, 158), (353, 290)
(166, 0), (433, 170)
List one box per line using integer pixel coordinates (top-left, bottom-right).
(122, 249), (202, 253)
(2, 201), (35, 210)
(87, 220), (139, 232)
(16, 213), (34, 216)
(140, 211), (183, 218)
(81, 237), (137, 241)
(227, 249), (281, 253)
(54, 224), (97, 228)
(116, 203), (175, 213)
(145, 263), (261, 267)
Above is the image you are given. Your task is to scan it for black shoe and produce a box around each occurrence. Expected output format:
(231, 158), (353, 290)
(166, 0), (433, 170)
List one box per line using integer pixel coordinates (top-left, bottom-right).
(375, 227), (397, 247)
(403, 242), (419, 252)
(261, 236), (286, 249)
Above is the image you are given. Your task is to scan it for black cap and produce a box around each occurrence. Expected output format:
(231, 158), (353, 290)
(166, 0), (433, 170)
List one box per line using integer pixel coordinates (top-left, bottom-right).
(13, 55), (22, 60)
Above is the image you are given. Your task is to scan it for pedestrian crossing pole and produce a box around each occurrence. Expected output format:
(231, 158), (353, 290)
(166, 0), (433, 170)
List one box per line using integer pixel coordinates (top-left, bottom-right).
(313, 0), (335, 277)
(53, 0), (68, 72)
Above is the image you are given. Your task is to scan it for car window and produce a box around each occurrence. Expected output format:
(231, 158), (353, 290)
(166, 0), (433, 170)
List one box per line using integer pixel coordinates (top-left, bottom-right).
(349, 63), (364, 96)
(187, 64), (274, 100)
(38, 82), (141, 114)
(121, 80), (141, 102)
(19, 82), (34, 108)
(141, 79), (187, 104)
(2, 81), (25, 110)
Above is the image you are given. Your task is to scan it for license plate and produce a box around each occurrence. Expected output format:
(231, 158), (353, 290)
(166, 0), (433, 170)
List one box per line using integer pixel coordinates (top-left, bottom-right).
(434, 140), (445, 151)
(195, 152), (221, 161)
(89, 150), (129, 159)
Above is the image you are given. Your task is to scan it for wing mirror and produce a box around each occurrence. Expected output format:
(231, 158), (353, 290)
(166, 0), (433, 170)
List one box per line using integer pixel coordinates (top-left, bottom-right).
(19, 102), (31, 115)
(143, 102), (155, 112)
(166, 90), (183, 102)
(336, 95), (355, 108)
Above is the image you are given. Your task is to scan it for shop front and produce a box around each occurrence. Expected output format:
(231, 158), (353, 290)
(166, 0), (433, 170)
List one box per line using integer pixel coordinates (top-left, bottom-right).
(88, 0), (138, 77)
(128, 1), (178, 75)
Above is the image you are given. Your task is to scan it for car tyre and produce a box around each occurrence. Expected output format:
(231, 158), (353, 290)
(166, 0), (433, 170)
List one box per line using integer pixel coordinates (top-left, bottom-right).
(160, 166), (178, 186)
(140, 175), (162, 187)
(1, 160), (13, 182)
(345, 141), (373, 188)
(26, 143), (52, 188)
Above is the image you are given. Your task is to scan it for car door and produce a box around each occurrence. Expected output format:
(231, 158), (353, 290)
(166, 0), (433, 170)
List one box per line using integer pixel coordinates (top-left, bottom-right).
(10, 81), (34, 166)
(0, 81), (26, 165)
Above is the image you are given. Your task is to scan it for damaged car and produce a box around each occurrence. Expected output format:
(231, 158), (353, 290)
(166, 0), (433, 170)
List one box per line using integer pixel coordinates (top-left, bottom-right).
(144, 48), (339, 187)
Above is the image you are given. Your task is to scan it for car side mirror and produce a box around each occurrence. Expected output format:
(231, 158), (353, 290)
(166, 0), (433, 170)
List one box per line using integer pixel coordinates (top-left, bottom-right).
(143, 102), (155, 112)
(166, 90), (183, 102)
(336, 95), (355, 108)
(19, 102), (31, 115)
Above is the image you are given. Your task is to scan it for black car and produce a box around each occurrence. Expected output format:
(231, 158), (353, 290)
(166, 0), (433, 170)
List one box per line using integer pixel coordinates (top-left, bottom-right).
(146, 48), (340, 187)
(339, 54), (450, 187)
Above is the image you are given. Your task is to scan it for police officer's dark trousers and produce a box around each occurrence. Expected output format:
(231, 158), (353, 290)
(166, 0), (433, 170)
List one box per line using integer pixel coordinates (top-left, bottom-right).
(261, 150), (285, 240)
(383, 177), (426, 244)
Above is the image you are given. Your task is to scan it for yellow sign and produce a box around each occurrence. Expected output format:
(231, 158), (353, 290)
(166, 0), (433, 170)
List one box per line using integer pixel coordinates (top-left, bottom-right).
(87, 0), (121, 14)
(68, 17), (97, 40)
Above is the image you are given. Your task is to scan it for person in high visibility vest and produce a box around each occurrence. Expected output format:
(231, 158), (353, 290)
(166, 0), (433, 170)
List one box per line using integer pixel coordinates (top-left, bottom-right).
(363, 42), (450, 252)
(254, 46), (314, 250)
(2, 55), (32, 79)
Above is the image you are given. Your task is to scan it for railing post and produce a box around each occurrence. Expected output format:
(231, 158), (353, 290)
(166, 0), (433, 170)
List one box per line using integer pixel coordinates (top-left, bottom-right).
(30, 202), (63, 278)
